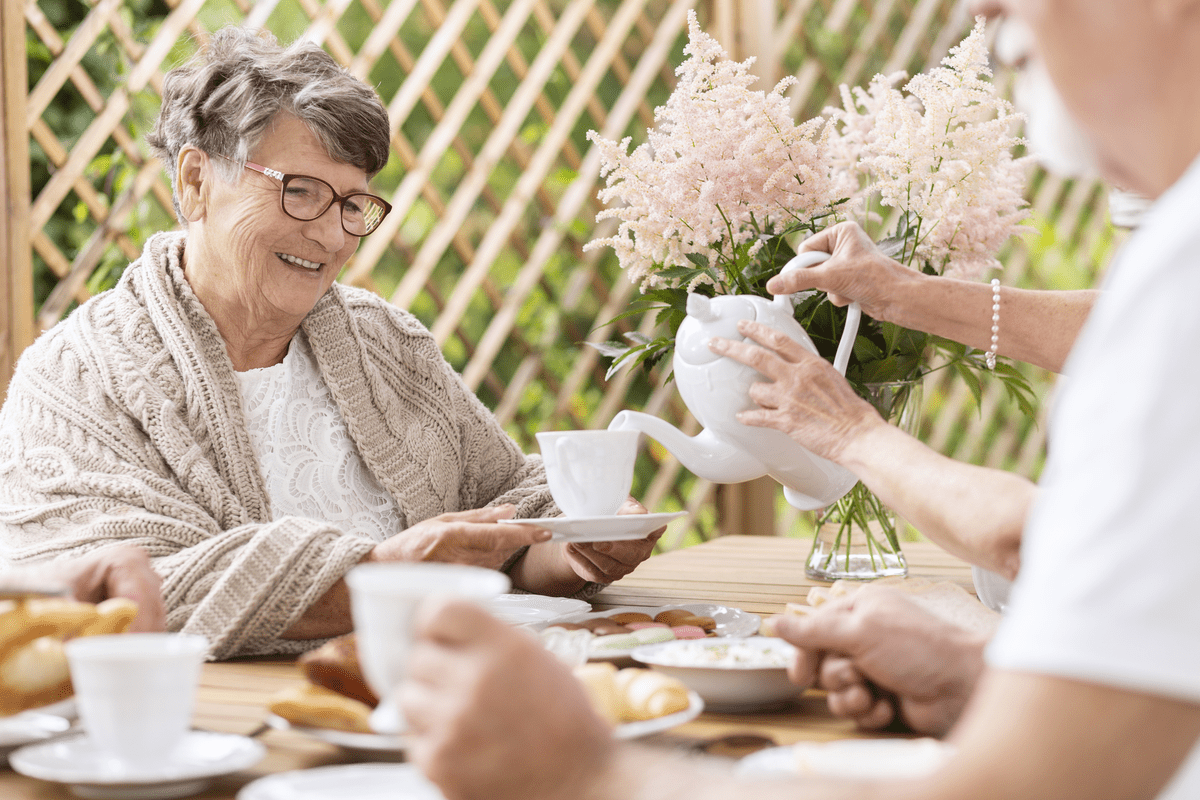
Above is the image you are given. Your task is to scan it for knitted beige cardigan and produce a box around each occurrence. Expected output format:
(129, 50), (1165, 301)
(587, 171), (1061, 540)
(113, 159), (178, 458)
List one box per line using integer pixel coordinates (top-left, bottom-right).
(0, 232), (559, 658)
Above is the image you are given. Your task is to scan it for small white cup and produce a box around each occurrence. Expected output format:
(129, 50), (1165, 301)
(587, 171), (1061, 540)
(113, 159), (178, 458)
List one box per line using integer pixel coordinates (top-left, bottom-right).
(536, 429), (639, 517)
(65, 633), (209, 769)
(346, 563), (511, 734)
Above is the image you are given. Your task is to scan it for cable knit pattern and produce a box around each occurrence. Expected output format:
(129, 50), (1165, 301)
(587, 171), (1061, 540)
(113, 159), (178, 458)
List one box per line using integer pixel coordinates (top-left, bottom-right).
(0, 231), (560, 658)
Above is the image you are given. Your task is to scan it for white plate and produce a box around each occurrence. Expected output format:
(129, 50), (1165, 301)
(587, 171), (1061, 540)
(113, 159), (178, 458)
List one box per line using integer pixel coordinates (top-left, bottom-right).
(614, 691), (704, 740)
(563, 603), (762, 661)
(631, 637), (802, 712)
(9, 730), (265, 800)
(265, 714), (405, 755)
(737, 738), (953, 778)
(0, 709), (73, 757)
(500, 511), (686, 542)
(238, 763), (444, 800)
(486, 594), (591, 626)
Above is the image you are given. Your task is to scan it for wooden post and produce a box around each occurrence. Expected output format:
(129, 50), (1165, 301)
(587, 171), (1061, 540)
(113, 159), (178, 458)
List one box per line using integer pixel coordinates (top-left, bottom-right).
(705, 0), (781, 537)
(0, 0), (34, 399)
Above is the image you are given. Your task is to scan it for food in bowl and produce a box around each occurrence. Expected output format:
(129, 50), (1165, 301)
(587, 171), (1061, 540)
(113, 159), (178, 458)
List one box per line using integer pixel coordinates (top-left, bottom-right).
(631, 637), (802, 712)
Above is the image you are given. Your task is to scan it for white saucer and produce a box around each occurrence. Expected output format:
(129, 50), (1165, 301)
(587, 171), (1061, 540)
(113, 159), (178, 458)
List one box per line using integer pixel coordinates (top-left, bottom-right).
(10, 730), (265, 799)
(736, 738), (953, 778)
(265, 714), (406, 756)
(501, 511), (686, 542)
(485, 594), (591, 626)
(0, 709), (72, 761)
(238, 762), (444, 800)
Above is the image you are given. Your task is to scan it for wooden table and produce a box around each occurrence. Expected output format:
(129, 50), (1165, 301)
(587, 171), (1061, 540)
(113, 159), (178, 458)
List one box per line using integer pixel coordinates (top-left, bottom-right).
(0, 536), (973, 798)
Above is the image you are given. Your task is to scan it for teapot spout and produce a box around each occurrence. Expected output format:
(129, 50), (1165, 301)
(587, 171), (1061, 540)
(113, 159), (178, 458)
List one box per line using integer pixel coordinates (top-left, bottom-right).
(608, 411), (766, 483)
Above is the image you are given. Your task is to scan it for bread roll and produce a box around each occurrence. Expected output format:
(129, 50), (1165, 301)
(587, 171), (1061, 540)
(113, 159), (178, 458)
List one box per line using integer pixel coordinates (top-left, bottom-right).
(0, 597), (140, 716)
(299, 633), (379, 707)
(268, 682), (374, 734)
(573, 662), (622, 726)
(613, 668), (690, 721)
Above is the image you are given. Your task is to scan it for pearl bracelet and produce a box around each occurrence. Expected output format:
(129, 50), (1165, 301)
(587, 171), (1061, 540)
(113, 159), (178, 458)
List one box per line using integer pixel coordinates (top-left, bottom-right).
(986, 278), (1000, 370)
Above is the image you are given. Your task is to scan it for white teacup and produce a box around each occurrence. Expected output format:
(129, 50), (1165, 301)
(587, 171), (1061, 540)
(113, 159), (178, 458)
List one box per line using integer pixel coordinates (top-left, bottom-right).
(65, 633), (209, 770)
(536, 429), (639, 517)
(346, 563), (511, 734)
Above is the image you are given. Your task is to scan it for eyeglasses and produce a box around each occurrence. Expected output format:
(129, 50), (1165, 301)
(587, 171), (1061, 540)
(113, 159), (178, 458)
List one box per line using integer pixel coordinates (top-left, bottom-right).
(214, 154), (392, 237)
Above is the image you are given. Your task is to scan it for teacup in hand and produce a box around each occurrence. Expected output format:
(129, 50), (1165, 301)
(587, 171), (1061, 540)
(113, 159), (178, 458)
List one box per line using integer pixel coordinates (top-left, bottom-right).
(346, 563), (510, 734)
(65, 632), (209, 770)
(536, 429), (639, 518)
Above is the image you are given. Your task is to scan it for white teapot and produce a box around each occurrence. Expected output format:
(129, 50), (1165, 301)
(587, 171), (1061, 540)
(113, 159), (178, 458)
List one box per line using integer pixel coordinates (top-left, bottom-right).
(609, 251), (860, 510)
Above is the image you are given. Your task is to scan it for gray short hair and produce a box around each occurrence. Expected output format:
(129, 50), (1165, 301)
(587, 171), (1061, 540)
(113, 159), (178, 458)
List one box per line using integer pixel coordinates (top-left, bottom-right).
(147, 27), (391, 223)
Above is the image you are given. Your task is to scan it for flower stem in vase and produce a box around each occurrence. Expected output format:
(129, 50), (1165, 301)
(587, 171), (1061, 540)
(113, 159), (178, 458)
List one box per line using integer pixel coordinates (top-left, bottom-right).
(807, 482), (908, 581)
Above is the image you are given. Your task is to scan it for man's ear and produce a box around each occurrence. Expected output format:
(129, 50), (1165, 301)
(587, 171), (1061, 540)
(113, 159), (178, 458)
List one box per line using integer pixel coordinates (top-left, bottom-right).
(177, 147), (207, 223)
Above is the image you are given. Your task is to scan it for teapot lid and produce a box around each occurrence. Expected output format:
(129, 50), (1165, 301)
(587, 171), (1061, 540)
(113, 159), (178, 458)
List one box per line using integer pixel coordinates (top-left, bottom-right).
(675, 294), (761, 366)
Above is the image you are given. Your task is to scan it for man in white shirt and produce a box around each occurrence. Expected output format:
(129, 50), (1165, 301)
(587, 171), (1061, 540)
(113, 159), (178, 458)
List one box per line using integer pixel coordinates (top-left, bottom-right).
(397, 2), (1200, 798)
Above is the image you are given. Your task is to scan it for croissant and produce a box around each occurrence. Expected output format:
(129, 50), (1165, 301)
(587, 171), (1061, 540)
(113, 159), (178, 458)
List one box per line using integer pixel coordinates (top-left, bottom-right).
(613, 667), (691, 721)
(267, 682), (374, 734)
(0, 597), (139, 716)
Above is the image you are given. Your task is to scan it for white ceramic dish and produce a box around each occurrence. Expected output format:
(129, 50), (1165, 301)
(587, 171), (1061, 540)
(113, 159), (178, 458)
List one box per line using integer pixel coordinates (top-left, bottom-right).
(238, 762), (444, 800)
(500, 511), (686, 542)
(9, 730), (264, 800)
(737, 738), (954, 778)
(631, 637), (802, 712)
(486, 594), (591, 626)
(561, 603), (761, 661)
(0, 708), (73, 761)
(613, 690), (704, 740)
(265, 714), (406, 755)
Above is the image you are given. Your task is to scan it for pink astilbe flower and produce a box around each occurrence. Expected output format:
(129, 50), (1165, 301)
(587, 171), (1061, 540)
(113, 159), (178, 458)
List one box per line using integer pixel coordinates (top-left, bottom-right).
(826, 18), (1032, 280)
(585, 10), (838, 291)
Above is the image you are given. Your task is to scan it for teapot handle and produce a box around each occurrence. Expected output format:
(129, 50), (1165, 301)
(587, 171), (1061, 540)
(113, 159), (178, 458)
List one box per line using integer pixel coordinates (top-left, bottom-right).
(776, 251), (861, 377)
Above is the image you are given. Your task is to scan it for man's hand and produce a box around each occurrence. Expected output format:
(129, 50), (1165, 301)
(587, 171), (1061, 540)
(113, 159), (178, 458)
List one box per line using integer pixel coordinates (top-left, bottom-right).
(774, 586), (987, 736)
(23, 546), (167, 632)
(369, 505), (552, 570)
(401, 597), (615, 800)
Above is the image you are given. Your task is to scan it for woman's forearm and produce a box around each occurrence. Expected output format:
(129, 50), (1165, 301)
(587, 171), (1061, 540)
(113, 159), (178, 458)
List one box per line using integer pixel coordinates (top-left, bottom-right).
(839, 422), (1032, 577)
(886, 273), (1097, 374)
(507, 542), (588, 597)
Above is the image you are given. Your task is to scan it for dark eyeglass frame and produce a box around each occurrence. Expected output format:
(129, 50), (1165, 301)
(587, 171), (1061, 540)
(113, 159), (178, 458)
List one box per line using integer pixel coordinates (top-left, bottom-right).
(212, 154), (392, 237)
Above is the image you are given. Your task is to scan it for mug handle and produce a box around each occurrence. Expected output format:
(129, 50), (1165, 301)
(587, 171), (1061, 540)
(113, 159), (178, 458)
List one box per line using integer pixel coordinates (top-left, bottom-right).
(776, 251), (861, 377)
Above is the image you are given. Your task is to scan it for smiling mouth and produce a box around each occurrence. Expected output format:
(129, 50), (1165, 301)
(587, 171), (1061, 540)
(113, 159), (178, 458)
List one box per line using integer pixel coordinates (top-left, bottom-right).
(277, 252), (324, 271)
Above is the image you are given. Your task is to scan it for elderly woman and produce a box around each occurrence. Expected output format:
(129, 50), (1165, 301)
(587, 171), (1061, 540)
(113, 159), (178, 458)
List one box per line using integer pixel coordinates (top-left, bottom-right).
(0, 28), (659, 659)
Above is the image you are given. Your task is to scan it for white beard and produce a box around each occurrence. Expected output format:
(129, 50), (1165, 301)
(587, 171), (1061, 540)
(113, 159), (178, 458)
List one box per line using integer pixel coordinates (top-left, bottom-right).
(996, 18), (1101, 179)
(1015, 61), (1102, 180)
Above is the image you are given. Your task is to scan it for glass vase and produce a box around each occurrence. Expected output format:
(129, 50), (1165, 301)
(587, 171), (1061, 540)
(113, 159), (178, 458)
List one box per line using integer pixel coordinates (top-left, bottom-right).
(805, 379), (923, 581)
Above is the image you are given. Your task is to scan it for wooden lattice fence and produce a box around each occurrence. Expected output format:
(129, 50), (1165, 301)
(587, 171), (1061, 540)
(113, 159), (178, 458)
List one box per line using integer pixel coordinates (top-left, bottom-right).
(3, 0), (1116, 549)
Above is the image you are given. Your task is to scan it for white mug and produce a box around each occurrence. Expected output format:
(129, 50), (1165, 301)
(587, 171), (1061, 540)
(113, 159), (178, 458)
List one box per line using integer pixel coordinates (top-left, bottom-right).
(536, 429), (639, 517)
(346, 563), (511, 734)
(65, 633), (209, 769)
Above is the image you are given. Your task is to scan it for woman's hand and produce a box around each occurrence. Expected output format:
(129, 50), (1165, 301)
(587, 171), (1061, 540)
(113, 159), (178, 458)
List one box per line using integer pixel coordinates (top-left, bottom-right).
(560, 498), (663, 584)
(707, 319), (883, 464)
(766, 221), (918, 323)
(369, 505), (551, 570)
(401, 597), (615, 800)
(24, 546), (168, 633)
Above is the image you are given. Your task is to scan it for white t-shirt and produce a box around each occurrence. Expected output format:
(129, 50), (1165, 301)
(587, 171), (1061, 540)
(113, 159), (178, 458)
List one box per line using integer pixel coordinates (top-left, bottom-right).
(987, 154), (1200, 797)
(236, 334), (403, 543)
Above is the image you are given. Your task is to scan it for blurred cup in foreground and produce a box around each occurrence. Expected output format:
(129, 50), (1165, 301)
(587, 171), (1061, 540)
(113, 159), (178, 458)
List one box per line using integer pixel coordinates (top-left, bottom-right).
(65, 632), (208, 769)
(536, 429), (638, 517)
(347, 563), (510, 734)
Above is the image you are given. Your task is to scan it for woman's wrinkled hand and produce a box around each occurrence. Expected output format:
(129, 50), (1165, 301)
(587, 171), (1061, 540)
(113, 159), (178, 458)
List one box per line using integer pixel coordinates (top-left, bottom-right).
(766, 221), (915, 323)
(401, 597), (615, 800)
(561, 497), (663, 584)
(31, 545), (168, 633)
(370, 505), (551, 570)
(707, 319), (882, 464)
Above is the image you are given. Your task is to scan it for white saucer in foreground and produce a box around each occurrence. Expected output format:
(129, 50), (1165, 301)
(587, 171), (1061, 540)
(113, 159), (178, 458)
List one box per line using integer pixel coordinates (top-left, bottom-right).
(10, 730), (265, 800)
(501, 511), (686, 542)
(238, 762), (444, 800)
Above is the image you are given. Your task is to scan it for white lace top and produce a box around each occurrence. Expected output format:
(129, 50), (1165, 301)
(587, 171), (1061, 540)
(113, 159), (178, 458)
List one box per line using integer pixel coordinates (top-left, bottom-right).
(236, 334), (403, 542)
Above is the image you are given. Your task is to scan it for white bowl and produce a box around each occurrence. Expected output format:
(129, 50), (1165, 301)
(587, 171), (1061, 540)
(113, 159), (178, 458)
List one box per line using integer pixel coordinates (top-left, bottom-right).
(631, 637), (802, 712)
